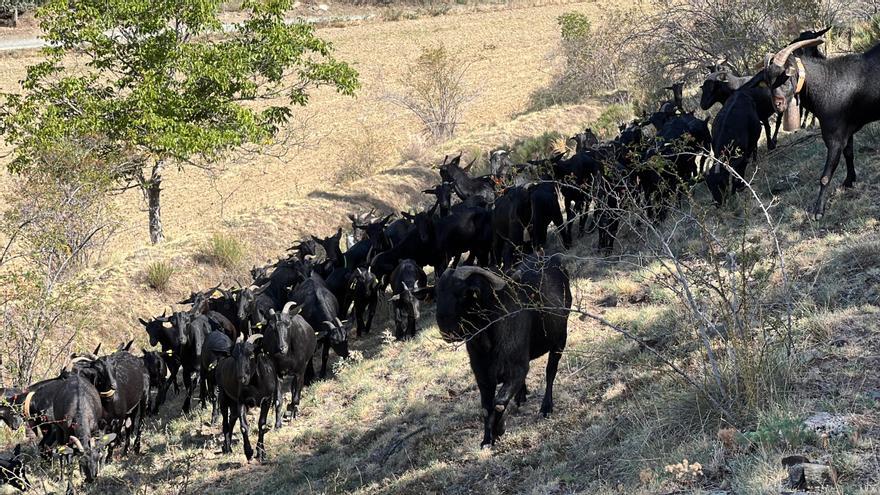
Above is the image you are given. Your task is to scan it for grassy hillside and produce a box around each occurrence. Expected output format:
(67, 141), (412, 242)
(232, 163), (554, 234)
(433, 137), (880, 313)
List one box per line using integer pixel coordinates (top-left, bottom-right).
(8, 113), (877, 494)
(2, 1), (879, 493)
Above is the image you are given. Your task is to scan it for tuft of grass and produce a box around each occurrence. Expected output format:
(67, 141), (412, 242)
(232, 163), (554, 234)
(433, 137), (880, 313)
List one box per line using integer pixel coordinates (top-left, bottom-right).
(145, 260), (175, 291)
(205, 232), (245, 269)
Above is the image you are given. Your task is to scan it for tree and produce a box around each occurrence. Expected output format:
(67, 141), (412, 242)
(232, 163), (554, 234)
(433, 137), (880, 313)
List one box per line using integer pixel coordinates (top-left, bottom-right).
(1, 0), (359, 243)
(0, 137), (117, 385)
(386, 44), (475, 141)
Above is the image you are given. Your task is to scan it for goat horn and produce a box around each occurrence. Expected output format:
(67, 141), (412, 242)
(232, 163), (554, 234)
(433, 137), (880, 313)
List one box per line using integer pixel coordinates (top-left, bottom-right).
(246, 334), (263, 345)
(282, 301), (297, 315)
(770, 39), (823, 68)
(451, 266), (508, 291)
(335, 317), (343, 327)
(69, 436), (84, 452)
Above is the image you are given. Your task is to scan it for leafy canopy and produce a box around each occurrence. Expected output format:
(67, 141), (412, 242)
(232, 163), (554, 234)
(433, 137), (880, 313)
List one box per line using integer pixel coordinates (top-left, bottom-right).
(1, 0), (359, 175)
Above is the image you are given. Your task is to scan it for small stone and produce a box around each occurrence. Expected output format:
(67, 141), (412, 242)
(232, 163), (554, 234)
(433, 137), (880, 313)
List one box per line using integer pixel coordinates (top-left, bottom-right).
(597, 294), (618, 307)
(803, 412), (850, 438)
(318, 3), (330, 10)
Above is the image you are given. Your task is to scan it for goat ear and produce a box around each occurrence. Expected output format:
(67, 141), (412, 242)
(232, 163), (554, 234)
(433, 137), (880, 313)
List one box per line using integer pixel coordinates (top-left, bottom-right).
(138, 318), (149, 327)
(124, 340), (134, 352)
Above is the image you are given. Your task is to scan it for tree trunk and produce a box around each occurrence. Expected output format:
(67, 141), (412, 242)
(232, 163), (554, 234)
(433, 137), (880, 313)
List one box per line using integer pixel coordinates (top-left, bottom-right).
(147, 160), (166, 244)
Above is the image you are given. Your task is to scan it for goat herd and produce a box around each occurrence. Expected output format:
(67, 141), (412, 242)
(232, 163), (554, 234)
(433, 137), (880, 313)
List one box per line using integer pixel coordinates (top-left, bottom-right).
(0, 28), (877, 491)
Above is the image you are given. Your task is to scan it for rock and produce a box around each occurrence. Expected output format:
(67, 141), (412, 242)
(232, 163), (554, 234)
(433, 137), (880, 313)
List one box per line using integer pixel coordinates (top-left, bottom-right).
(803, 412), (850, 438)
(318, 3), (330, 10)
(628, 289), (649, 304)
(596, 294), (618, 307)
(785, 462), (837, 490)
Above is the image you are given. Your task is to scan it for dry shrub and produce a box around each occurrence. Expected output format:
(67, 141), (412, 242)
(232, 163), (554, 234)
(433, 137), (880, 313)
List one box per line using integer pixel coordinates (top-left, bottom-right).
(334, 121), (392, 184)
(530, 9), (641, 109)
(386, 43), (476, 141)
(399, 133), (430, 164)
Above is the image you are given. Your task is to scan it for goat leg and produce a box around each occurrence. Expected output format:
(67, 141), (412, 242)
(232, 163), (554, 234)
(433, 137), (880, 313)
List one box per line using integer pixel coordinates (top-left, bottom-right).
(239, 403), (253, 461)
(814, 137), (845, 220)
(274, 377), (284, 429)
(257, 399), (270, 463)
(541, 350), (563, 416)
(220, 395), (232, 454)
(842, 135), (856, 187)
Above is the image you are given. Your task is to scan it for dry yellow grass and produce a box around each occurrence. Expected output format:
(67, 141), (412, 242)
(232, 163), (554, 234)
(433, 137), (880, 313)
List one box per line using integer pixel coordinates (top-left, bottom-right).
(0, 2), (605, 347)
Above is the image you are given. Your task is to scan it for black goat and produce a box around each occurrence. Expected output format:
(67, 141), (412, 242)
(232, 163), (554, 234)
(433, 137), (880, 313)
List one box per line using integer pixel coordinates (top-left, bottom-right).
(289, 275), (350, 379)
(701, 70), (781, 151)
(389, 260), (428, 340)
(2, 378), (69, 458)
(707, 78), (765, 204)
(764, 35), (880, 219)
(139, 313), (181, 403)
(142, 350), (171, 414)
(492, 186), (533, 268)
(411, 204), (493, 276)
(423, 183), (455, 217)
(371, 206), (442, 283)
(215, 334), (276, 463)
(348, 266), (379, 337)
(72, 350), (148, 456)
(349, 212), (394, 253)
(438, 154), (496, 205)
(430, 259), (572, 448)
(551, 148), (602, 239)
(264, 302), (317, 426)
(200, 330), (233, 425)
(52, 373), (116, 482)
(236, 282), (275, 331)
(140, 310), (205, 414)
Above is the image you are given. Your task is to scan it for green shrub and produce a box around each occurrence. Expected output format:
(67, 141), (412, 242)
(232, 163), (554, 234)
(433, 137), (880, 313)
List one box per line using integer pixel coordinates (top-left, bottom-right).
(558, 11), (591, 42)
(206, 233), (245, 269)
(592, 104), (633, 139)
(744, 412), (815, 450)
(146, 261), (175, 291)
(505, 131), (565, 163)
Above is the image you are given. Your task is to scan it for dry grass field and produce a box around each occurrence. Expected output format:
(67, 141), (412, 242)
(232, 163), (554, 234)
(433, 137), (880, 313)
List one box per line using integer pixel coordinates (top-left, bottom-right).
(0, 0), (603, 345)
(2, 1), (880, 494)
